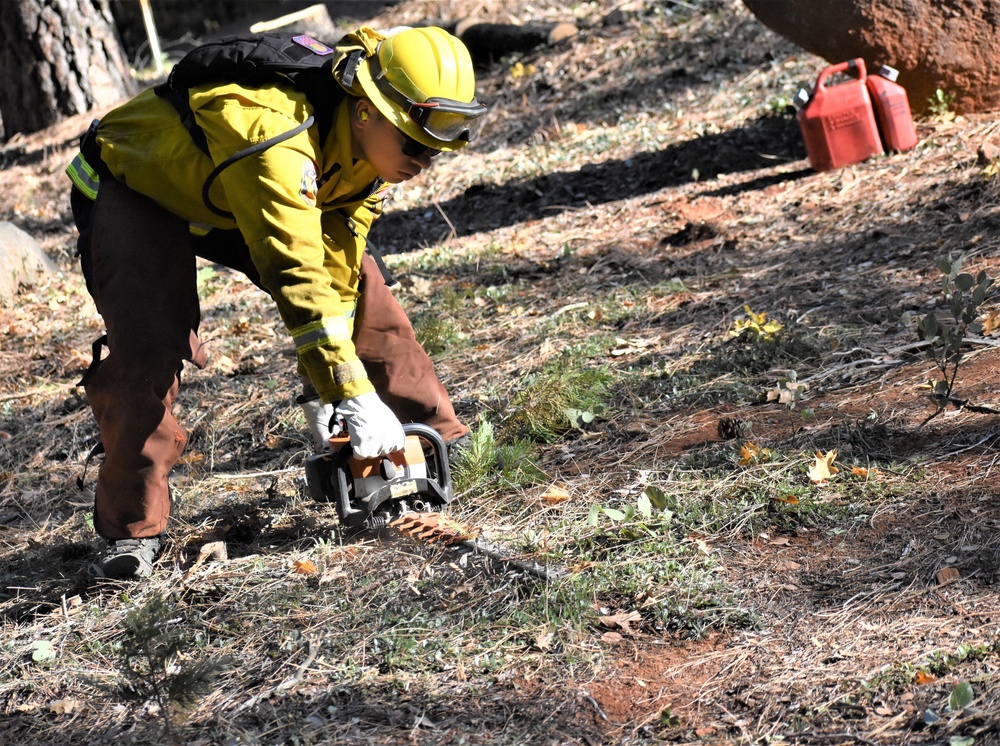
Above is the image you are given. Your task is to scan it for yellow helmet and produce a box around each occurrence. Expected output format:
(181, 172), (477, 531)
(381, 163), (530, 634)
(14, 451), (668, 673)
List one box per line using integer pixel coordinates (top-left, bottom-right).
(336, 27), (487, 152)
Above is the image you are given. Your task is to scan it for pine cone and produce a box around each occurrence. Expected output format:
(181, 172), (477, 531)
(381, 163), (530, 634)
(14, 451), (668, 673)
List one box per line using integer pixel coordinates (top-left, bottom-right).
(717, 416), (749, 440)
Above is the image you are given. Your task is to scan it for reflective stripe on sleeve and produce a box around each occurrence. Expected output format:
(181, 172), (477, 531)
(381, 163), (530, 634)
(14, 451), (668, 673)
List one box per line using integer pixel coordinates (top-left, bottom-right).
(290, 304), (357, 353)
(66, 152), (100, 200)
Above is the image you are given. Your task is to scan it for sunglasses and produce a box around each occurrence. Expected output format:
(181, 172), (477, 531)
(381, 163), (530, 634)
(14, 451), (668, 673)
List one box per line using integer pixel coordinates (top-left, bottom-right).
(400, 131), (442, 158)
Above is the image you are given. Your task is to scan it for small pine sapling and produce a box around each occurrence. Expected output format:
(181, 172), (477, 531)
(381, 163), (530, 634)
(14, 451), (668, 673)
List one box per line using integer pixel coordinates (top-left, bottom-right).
(119, 593), (231, 742)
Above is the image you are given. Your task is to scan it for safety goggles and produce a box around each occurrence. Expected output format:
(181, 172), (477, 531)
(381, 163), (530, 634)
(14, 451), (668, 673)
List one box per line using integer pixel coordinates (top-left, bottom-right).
(401, 97), (488, 142)
(369, 56), (487, 144)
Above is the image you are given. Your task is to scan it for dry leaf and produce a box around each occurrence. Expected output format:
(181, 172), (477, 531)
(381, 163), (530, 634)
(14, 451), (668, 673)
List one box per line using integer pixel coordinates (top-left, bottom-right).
(601, 631), (623, 644)
(851, 466), (869, 477)
(773, 494), (799, 505)
(50, 698), (80, 715)
(599, 610), (642, 633)
(875, 706), (893, 716)
(981, 309), (1000, 336)
(540, 483), (571, 504)
(293, 559), (318, 575)
(407, 275), (435, 298)
(808, 449), (839, 484)
(183, 540), (228, 580)
(775, 560), (801, 572)
(914, 670), (935, 685)
(213, 354), (235, 373)
(534, 631), (554, 651)
(635, 592), (659, 609)
(199, 540), (228, 562)
(739, 442), (758, 464)
(694, 538), (712, 555)
(610, 337), (656, 356)
(936, 566), (961, 584)
(739, 442), (763, 465)
(769, 536), (791, 546)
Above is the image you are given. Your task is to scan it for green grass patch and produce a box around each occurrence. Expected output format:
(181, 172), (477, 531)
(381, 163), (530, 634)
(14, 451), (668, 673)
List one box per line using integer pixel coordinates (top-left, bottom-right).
(411, 310), (469, 357)
(497, 360), (613, 442)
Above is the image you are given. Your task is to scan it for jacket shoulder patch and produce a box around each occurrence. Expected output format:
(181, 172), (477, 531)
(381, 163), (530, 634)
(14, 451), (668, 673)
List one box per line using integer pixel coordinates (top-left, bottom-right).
(300, 160), (318, 206)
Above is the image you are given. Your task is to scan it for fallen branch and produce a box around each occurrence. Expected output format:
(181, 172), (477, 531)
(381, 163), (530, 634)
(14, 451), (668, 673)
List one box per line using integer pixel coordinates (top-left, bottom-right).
(801, 335), (1000, 388)
(424, 19), (578, 63)
(920, 394), (1000, 427)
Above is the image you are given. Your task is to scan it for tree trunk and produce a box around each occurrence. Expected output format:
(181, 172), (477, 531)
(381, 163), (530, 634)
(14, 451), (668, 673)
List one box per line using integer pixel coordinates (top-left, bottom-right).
(742, 0), (1000, 115)
(0, 0), (135, 141)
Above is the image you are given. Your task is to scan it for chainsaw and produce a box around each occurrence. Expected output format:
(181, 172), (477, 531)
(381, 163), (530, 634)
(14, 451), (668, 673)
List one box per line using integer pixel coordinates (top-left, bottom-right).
(305, 420), (564, 581)
(304, 421), (454, 531)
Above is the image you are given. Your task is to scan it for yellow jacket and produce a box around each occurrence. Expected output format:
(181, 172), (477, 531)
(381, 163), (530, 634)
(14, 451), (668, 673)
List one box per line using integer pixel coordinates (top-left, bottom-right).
(88, 81), (387, 404)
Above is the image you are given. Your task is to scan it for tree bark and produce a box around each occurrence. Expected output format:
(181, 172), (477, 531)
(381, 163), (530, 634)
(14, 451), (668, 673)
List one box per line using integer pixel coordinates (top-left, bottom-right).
(742, 0), (1000, 115)
(0, 0), (135, 140)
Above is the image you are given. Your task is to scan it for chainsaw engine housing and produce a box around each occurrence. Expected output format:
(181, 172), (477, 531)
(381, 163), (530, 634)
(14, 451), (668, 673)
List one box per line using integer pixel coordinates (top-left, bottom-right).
(305, 423), (454, 530)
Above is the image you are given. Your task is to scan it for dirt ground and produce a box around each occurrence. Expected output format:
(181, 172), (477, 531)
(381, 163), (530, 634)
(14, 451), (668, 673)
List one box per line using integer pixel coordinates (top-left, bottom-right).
(4, 1), (1000, 744)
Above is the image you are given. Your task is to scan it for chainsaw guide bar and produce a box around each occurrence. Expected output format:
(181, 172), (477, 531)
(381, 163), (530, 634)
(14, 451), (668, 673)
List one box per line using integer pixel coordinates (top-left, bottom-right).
(305, 423), (563, 581)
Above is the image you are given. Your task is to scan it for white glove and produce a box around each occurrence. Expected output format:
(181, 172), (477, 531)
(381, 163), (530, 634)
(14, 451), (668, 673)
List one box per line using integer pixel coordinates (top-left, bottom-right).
(299, 397), (336, 452)
(334, 392), (406, 459)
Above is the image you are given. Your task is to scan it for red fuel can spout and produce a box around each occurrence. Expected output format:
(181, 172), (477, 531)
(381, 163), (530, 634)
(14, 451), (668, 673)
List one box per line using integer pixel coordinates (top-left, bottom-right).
(867, 64), (918, 153)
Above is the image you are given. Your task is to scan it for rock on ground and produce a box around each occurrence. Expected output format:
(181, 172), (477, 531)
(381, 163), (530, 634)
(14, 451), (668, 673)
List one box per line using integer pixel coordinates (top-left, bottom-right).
(0, 222), (57, 305)
(742, 0), (1000, 115)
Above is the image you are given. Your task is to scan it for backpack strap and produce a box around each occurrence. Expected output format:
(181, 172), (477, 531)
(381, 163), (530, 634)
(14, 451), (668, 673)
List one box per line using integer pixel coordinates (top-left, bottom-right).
(200, 114), (315, 219)
(152, 34), (344, 218)
(154, 82), (211, 154)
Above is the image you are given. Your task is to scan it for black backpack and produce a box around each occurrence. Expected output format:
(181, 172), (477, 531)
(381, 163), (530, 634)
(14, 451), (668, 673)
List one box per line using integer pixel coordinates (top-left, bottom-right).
(154, 33), (348, 218)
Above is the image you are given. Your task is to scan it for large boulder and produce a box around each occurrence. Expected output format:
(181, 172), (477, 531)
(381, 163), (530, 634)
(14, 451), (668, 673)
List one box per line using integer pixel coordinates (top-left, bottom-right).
(0, 222), (57, 305)
(742, 0), (1000, 115)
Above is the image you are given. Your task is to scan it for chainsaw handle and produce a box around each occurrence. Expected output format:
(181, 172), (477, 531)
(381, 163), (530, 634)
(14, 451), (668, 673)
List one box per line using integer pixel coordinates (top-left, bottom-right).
(305, 422), (455, 530)
(331, 421), (453, 498)
(400, 423), (453, 500)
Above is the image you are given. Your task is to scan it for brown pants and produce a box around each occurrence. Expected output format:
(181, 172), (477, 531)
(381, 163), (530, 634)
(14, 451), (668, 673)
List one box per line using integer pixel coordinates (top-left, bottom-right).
(78, 179), (467, 540)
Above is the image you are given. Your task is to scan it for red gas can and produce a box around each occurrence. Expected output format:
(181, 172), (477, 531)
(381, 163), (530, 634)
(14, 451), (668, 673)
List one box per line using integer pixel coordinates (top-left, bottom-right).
(867, 64), (918, 153)
(797, 58), (884, 172)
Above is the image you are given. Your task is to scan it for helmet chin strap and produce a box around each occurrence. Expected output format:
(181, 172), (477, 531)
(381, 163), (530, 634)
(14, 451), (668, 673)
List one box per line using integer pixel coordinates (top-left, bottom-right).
(338, 49), (364, 88)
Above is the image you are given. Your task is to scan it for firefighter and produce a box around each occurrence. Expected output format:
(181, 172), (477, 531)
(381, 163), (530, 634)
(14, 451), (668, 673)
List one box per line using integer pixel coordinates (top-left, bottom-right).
(65, 26), (486, 579)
